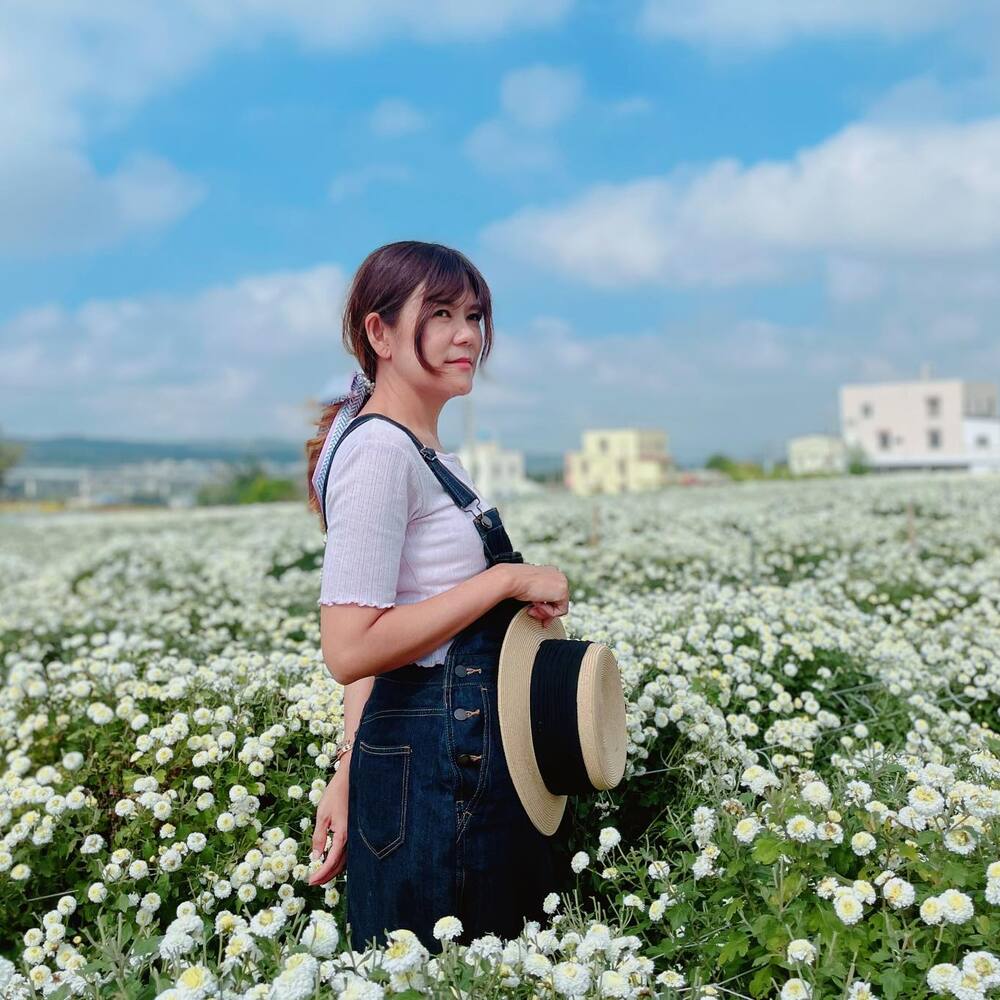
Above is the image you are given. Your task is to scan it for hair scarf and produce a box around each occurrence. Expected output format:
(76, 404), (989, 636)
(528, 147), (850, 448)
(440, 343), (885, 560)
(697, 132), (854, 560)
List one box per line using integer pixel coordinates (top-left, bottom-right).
(311, 368), (374, 533)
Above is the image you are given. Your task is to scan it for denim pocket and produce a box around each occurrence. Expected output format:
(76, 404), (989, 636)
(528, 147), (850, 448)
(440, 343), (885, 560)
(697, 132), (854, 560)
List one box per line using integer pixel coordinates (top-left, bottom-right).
(356, 740), (411, 860)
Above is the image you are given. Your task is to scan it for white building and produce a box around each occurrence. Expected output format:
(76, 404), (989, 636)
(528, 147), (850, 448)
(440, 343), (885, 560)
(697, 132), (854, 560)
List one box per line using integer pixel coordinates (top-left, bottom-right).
(839, 368), (1000, 472)
(564, 428), (672, 496)
(787, 434), (847, 476)
(453, 394), (539, 501)
(457, 439), (539, 501)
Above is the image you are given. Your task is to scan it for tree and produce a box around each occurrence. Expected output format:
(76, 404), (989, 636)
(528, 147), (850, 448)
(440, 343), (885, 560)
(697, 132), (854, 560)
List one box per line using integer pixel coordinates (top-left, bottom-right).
(196, 458), (299, 505)
(0, 425), (25, 492)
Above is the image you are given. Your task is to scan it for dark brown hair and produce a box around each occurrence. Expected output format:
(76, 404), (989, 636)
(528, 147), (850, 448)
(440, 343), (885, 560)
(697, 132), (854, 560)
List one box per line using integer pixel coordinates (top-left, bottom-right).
(305, 240), (495, 527)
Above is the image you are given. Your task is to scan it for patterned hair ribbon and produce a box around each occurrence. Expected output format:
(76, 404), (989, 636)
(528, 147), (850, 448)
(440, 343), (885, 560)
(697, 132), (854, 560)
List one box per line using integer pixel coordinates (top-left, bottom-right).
(311, 368), (374, 532)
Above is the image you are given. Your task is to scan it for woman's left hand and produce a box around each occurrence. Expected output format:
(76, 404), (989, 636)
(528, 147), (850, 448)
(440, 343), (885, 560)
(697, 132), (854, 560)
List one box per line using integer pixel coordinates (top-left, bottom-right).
(527, 602), (560, 627)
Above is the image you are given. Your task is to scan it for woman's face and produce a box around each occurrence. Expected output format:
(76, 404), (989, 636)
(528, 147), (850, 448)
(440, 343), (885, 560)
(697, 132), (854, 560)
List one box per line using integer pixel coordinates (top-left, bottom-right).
(394, 280), (483, 395)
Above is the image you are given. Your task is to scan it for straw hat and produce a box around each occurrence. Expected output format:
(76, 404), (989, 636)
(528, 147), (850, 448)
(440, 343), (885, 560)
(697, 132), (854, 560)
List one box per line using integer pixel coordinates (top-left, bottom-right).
(496, 606), (628, 836)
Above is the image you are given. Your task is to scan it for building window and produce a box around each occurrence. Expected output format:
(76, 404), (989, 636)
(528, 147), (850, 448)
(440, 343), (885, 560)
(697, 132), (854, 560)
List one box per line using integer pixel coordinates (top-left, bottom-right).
(860, 402), (873, 418)
(580, 459), (588, 474)
(927, 429), (941, 449)
(926, 396), (940, 417)
(877, 430), (891, 450)
(618, 458), (626, 476)
(599, 438), (608, 453)
(976, 434), (989, 449)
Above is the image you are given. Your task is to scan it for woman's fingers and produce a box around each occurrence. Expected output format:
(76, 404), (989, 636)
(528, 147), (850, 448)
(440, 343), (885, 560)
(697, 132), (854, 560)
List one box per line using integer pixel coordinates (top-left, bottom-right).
(309, 830), (346, 885)
(310, 812), (331, 860)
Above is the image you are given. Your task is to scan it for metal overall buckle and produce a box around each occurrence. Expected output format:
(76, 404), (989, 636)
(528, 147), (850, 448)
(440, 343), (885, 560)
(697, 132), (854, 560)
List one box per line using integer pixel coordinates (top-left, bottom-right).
(468, 497), (493, 529)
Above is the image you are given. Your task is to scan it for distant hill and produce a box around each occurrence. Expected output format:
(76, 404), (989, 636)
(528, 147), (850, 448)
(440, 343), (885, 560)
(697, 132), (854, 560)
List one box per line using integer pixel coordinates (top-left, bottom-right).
(9, 435), (569, 476)
(10, 435), (304, 468)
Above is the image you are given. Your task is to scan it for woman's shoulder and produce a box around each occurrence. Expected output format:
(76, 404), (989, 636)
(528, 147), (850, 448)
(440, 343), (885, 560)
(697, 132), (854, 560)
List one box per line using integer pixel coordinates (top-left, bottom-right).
(333, 415), (421, 465)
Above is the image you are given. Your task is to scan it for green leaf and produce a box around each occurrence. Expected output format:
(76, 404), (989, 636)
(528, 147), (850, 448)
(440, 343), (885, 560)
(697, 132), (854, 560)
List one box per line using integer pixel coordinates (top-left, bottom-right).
(881, 968), (907, 1000)
(752, 836), (782, 865)
(717, 931), (750, 966)
(749, 965), (773, 997)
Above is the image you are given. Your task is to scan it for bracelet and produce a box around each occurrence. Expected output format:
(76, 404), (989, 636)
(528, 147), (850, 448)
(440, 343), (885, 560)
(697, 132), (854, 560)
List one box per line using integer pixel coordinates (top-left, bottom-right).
(332, 738), (354, 772)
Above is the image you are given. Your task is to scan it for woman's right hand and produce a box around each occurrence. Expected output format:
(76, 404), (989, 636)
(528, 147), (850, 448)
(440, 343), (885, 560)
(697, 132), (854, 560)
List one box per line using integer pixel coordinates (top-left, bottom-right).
(308, 766), (350, 887)
(504, 563), (569, 626)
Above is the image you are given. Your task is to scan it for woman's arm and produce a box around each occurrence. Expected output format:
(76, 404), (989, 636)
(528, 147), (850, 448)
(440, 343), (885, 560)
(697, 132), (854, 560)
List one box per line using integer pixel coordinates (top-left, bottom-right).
(321, 562), (515, 686)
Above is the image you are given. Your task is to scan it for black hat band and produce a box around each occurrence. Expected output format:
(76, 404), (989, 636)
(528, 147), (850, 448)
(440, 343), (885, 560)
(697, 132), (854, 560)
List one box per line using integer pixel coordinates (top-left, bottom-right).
(529, 639), (594, 796)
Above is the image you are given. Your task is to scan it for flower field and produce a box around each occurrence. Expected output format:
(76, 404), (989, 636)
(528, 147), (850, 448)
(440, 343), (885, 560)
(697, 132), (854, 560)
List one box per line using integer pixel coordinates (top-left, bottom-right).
(1, 471), (999, 999)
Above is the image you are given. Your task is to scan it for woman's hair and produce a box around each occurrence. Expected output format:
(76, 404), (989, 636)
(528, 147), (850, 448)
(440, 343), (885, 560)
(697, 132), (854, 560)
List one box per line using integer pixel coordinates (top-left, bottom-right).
(305, 240), (495, 526)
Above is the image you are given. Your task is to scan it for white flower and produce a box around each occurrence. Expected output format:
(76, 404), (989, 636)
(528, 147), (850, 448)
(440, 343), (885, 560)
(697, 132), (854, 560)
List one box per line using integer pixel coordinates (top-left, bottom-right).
(786, 815), (816, 842)
(786, 939), (816, 965)
(647, 860), (671, 880)
(944, 827), (977, 856)
(432, 915), (463, 941)
(552, 960), (592, 997)
(597, 827), (621, 856)
(247, 906), (285, 940)
(81, 834), (105, 854)
(741, 765), (780, 795)
(800, 780), (831, 808)
(269, 951), (318, 1000)
(939, 888), (974, 925)
(882, 878), (915, 910)
(780, 977), (812, 999)
(570, 851), (590, 874)
(963, 952), (1000, 989)
(734, 816), (761, 844)
(847, 980), (877, 999)
(920, 895), (944, 926)
(833, 893), (864, 925)
(850, 832), (877, 856)
(128, 859), (149, 880)
(908, 785), (944, 817)
(926, 963), (960, 992)
(543, 893), (561, 914)
(174, 963), (215, 999)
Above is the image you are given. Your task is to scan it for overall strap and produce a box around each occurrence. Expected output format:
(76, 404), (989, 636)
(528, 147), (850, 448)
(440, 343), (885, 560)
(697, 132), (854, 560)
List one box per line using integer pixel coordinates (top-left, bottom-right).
(327, 411), (524, 566)
(329, 412), (484, 516)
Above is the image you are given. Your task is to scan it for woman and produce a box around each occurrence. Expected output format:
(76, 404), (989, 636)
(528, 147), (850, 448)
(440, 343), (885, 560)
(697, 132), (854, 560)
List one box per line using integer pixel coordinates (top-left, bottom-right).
(303, 241), (570, 955)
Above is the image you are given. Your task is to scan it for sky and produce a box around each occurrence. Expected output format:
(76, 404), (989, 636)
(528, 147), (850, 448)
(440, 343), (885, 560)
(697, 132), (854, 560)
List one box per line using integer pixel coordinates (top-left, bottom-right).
(2, 1), (1000, 467)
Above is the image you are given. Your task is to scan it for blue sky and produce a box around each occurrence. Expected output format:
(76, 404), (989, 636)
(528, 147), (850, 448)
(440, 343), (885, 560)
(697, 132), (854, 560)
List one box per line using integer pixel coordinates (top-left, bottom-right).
(2, 1), (1000, 466)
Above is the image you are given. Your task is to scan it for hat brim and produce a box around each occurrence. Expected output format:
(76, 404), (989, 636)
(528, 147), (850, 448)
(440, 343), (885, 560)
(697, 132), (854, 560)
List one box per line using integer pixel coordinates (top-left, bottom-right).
(497, 607), (569, 836)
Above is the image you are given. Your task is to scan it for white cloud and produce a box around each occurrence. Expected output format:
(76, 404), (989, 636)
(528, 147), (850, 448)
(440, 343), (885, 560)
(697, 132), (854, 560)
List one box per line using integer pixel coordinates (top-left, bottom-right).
(481, 117), (1000, 288)
(636, 0), (967, 50)
(463, 120), (561, 174)
(1, 0), (574, 256)
(464, 62), (583, 175)
(370, 98), (428, 137)
(0, 263), (350, 438)
(499, 64), (583, 129)
(328, 164), (411, 202)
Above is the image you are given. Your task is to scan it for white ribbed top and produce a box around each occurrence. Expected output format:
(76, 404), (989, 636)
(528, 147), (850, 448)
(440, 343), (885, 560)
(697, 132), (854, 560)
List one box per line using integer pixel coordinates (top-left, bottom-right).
(317, 417), (490, 667)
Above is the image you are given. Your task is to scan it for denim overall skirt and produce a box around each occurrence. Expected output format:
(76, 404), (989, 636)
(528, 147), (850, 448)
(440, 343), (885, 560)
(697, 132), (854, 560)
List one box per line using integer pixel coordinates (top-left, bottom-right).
(332, 413), (562, 955)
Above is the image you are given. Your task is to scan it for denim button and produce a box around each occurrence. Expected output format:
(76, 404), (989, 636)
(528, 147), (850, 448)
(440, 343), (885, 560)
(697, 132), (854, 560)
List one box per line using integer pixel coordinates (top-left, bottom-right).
(455, 665), (467, 676)
(457, 753), (479, 766)
(454, 708), (468, 720)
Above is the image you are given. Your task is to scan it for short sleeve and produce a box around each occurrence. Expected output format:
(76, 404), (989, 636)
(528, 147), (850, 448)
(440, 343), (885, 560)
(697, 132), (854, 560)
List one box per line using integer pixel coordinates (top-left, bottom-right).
(317, 435), (423, 607)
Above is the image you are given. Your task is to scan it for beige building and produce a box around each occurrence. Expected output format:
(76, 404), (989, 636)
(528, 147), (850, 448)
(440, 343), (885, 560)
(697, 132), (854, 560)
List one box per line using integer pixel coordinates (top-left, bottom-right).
(564, 428), (672, 495)
(787, 434), (848, 476)
(839, 371), (1000, 472)
(457, 439), (540, 501)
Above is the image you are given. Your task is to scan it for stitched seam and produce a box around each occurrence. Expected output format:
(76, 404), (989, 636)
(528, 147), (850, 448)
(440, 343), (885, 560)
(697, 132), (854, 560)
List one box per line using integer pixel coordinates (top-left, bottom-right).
(358, 746), (410, 858)
(458, 686), (491, 837)
(363, 709), (447, 722)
